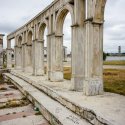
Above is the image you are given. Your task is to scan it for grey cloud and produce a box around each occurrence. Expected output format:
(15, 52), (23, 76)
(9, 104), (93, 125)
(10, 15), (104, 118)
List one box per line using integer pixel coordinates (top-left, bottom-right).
(0, 0), (125, 53)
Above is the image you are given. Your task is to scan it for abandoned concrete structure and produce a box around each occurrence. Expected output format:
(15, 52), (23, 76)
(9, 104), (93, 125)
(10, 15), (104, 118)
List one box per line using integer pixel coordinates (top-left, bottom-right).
(7, 0), (107, 96)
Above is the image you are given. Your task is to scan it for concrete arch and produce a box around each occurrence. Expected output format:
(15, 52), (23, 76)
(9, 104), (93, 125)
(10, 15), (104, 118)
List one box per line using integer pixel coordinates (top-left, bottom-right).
(93, 0), (107, 22)
(27, 29), (33, 45)
(17, 35), (23, 47)
(55, 4), (74, 35)
(38, 22), (48, 40)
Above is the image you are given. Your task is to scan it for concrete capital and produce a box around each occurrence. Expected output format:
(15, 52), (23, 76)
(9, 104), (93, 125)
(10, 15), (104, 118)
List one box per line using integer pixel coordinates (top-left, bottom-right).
(37, 40), (44, 43)
(55, 34), (63, 37)
(47, 33), (55, 37)
(6, 48), (12, 51)
(26, 43), (32, 46)
(71, 23), (79, 27)
(22, 42), (27, 45)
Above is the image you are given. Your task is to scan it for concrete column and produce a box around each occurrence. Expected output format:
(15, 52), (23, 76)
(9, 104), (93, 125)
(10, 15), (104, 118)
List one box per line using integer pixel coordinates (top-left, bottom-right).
(47, 34), (51, 80)
(83, 20), (103, 96)
(71, 0), (85, 91)
(7, 40), (12, 68)
(22, 43), (26, 71)
(33, 39), (44, 76)
(15, 46), (22, 69)
(25, 44), (33, 72)
(49, 34), (63, 82)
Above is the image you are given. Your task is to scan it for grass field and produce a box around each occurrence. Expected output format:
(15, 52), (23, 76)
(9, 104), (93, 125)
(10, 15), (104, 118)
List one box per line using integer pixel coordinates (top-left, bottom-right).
(104, 60), (125, 65)
(64, 67), (125, 96)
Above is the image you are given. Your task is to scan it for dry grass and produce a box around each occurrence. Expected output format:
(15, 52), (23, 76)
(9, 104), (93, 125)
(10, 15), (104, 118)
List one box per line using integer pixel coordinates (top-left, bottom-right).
(103, 69), (125, 95)
(64, 67), (125, 96)
(104, 60), (125, 65)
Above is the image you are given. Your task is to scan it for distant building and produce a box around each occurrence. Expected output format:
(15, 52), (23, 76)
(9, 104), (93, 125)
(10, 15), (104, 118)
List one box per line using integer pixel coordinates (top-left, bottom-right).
(118, 46), (121, 55)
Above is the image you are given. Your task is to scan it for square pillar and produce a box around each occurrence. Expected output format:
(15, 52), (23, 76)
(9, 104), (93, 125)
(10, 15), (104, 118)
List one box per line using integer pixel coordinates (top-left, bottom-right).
(48, 33), (63, 82)
(7, 40), (12, 69)
(22, 43), (26, 72)
(83, 20), (103, 96)
(25, 44), (33, 72)
(71, 24), (85, 91)
(33, 39), (44, 76)
(71, 0), (86, 91)
(7, 49), (12, 68)
(15, 46), (22, 69)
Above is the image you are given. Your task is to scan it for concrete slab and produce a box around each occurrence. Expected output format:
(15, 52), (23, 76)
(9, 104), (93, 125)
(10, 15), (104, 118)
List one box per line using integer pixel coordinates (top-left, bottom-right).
(7, 70), (125, 125)
(3, 73), (91, 125)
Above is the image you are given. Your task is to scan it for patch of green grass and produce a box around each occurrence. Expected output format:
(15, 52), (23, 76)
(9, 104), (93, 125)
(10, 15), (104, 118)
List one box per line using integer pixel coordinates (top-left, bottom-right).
(103, 60), (125, 65)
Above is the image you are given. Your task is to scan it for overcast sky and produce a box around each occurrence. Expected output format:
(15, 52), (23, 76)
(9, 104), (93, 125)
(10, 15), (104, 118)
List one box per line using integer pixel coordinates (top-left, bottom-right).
(0, 0), (125, 53)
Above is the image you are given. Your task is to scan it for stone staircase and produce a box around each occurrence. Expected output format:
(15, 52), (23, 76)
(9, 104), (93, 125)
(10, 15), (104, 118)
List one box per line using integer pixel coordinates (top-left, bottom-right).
(3, 73), (91, 125)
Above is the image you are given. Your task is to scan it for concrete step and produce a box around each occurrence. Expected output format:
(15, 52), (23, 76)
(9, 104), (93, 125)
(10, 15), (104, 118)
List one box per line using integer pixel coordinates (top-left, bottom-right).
(3, 73), (91, 125)
(10, 70), (110, 125)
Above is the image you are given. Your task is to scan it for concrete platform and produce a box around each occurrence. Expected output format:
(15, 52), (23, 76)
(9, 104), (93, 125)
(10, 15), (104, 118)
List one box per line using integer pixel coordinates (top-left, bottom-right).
(3, 72), (90, 125)
(3, 70), (125, 125)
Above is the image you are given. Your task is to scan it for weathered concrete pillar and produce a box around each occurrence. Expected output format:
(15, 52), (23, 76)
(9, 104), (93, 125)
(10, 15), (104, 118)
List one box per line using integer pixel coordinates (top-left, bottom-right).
(47, 34), (51, 80)
(15, 46), (22, 69)
(7, 39), (12, 68)
(33, 39), (44, 76)
(82, 0), (106, 95)
(71, 0), (85, 91)
(22, 43), (26, 71)
(49, 33), (63, 82)
(83, 20), (104, 96)
(25, 44), (33, 72)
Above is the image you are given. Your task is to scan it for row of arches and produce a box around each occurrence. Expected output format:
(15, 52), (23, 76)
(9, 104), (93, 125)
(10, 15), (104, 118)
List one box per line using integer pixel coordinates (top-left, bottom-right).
(7, 0), (107, 96)
(16, 4), (73, 78)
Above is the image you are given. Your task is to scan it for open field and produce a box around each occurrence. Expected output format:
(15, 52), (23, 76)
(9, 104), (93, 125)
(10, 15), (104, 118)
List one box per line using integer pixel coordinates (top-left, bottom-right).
(104, 60), (125, 65)
(64, 67), (125, 96)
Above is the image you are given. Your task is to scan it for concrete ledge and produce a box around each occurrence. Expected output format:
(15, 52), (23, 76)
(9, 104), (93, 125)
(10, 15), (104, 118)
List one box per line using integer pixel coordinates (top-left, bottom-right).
(3, 73), (90, 125)
(9, 70), (115, 125)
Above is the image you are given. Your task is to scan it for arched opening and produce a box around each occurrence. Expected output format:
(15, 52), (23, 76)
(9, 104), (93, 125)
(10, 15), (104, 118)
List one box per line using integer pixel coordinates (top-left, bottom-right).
(38, 23), (48, 74)
(56, 6), (73, 81)
(18, 36), (22, 47)
(27, 30), (33, 72)
(63, 13), (72, 80)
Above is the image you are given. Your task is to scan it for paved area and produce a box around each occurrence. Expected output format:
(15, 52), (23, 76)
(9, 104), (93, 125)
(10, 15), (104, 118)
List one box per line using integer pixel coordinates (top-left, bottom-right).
(58, 91), (125, 125)
(9, 70), (125, 125)
(0, 79), (49, 125)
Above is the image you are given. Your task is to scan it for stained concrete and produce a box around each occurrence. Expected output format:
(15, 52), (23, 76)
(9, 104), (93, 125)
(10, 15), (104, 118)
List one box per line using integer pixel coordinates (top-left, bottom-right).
(4, 72), (91, 125)
(3, 70), (125, 125)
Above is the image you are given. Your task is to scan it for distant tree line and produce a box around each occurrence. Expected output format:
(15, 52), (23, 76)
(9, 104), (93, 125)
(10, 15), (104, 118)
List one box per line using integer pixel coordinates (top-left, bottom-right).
(103, 52), (107, 61)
